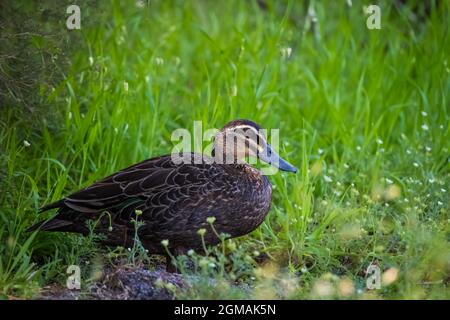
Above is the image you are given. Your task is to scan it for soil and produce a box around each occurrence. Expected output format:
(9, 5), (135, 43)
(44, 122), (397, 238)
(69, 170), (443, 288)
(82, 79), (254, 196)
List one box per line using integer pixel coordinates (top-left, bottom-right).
(38, 264), (186, 300)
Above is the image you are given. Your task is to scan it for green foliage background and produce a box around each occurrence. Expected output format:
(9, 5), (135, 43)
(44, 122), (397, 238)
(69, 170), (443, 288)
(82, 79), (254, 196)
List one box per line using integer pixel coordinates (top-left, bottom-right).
(0, 0), (448, 299)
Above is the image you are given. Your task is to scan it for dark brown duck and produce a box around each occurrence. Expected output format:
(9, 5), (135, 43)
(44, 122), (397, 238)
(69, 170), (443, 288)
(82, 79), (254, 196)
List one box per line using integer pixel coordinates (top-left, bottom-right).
(28, 119), (297, 270)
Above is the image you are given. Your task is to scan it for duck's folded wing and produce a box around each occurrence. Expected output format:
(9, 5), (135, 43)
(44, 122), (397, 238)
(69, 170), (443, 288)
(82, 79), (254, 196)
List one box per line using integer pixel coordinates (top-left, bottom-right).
(60, 154), (210, 216)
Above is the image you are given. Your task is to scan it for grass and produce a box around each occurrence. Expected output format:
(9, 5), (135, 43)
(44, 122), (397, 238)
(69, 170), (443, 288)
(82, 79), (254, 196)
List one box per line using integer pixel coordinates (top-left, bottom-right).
(0, 0), (449, 299)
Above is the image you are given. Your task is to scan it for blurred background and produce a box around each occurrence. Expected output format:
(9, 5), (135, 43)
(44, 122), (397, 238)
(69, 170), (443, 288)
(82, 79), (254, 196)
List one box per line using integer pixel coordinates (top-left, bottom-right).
(0, 0), (448, 299)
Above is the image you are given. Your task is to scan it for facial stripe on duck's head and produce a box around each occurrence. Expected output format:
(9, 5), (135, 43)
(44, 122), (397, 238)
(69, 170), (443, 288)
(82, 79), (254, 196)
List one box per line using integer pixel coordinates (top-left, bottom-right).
(213, 119), (266, 162)
(221, 119), (263, 132)
(222, 119), (267, 146)
(213, 119), (298, 173)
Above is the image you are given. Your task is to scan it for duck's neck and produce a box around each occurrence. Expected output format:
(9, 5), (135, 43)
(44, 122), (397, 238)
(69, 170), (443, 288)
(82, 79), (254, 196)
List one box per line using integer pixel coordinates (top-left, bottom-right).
(211, 148), (246, 165)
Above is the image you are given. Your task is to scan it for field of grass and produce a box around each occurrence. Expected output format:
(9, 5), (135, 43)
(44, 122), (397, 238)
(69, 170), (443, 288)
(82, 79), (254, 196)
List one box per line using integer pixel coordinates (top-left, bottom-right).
(0, 0), (449, 299)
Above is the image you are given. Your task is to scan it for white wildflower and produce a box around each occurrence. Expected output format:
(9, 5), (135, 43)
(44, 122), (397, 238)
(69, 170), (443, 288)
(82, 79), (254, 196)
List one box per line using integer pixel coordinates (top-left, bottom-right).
(154, 57), (164, 66)
(280, 47), (292, 59)
(231, 85), (237, 97)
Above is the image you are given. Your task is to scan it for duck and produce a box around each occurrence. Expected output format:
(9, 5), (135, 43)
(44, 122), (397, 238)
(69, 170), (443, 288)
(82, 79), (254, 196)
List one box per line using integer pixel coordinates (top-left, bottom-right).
(28, 119), (297, 271)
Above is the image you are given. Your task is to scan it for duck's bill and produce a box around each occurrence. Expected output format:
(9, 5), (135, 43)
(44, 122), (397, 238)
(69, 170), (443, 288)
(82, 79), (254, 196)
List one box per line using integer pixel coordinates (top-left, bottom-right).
(258, 145), (298, 173)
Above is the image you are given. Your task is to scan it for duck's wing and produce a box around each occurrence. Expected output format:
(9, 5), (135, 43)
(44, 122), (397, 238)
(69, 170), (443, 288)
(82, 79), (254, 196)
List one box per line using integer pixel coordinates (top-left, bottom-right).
(63, 153), (212, 213)
(30, 153), (216, 231)
(61, 155), (176, 214)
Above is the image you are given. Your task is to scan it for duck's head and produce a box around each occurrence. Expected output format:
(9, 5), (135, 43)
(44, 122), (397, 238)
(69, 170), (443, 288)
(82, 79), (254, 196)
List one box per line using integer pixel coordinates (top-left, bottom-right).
(213, 119), (298, 173)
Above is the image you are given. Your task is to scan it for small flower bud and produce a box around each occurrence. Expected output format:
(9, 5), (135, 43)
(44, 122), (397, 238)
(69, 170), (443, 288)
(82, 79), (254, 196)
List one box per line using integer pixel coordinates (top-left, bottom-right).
(199, 258), (209, 268)
(227, 241), (237, 251)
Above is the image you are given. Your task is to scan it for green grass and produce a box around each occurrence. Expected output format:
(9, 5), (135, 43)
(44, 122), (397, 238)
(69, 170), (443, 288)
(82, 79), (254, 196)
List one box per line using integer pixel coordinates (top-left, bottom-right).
(0, 0), (449, 299)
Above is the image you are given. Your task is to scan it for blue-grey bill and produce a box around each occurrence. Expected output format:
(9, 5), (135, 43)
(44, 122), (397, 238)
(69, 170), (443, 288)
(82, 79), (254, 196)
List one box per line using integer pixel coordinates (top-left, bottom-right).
(258, 145), (298, 173)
